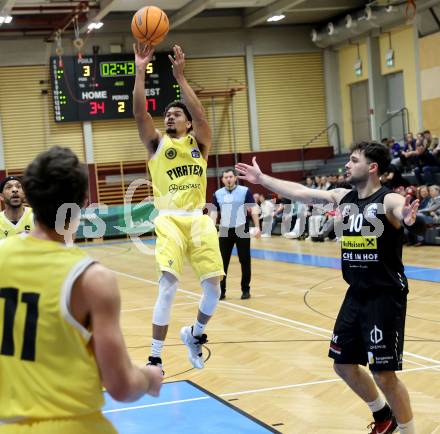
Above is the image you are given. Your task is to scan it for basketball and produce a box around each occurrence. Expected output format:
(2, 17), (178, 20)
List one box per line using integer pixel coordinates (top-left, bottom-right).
(131, 6), (169, 46)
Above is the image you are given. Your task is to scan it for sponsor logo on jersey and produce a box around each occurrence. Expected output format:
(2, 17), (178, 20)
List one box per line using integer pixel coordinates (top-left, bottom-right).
(166, 164), (204, 180)
(169, 183), (201, 194)
(341, 236), (377, 249)
(191, 148), (200, 158)
(165, 148), (177, 160)
(365, 204), (378, 218)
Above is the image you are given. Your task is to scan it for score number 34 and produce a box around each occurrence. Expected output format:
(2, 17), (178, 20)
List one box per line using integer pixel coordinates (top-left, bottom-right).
(89, 102), (127, 114)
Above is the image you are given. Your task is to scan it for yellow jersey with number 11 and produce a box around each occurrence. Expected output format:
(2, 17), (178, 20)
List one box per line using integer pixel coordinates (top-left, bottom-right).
(0, 234), (104, 422)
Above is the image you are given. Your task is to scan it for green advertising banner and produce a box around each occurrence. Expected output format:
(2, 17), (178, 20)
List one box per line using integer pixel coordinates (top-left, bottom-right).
(77, 202), (157, 239)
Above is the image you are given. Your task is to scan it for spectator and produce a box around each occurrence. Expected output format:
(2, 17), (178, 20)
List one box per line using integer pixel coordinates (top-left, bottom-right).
(417, 185), (430, 209)
(380, 164), (409, 189)
(305, 176), (315, 188)
(314, 175), (321, 189)
(423, 130), (432, 149)
(403, 132), (416, 152)
(259, 193), (275, 235)
(412, 142), (440, 185)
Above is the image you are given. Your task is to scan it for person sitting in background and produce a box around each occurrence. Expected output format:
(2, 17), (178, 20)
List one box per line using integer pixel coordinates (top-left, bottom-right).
(418, 185), (440, 222)
(417, 185), (430, 209)
(327, 174), (338, 190)
(406, 184), (440, 246)
(259, 193), (274, 235)
(431, 137), (440, 158)
(380, 164), (409, 189)
(314, 175), (321, 189)
(412, 141), (440, 185)
(253, 192), (261, 206)
(319, 175), (331, 191)
(305, 176), (315, 188)
(423, 130), (432, 149)
(403, 132), (417, 152)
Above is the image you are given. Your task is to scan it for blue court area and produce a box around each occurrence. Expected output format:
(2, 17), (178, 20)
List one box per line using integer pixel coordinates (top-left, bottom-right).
(103, 380), (279, 434)
(81, 240), (440, 283)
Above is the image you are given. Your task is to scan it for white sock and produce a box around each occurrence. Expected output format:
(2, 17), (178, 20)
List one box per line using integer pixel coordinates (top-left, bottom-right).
(151, 338), (164, 358)
(398, 419), (415, 434)
(192, 320), (206, 336)
(367, 396), (386, 413)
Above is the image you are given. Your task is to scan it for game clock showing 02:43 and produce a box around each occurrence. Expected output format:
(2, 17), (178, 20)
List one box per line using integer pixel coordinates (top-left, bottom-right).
(50, 53), (181, 122)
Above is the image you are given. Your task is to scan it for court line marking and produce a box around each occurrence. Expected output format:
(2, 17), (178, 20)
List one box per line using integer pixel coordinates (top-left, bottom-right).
(122, 301), (198, 312)
(113, 269), (440, 366)
(103, 363), (440, 414)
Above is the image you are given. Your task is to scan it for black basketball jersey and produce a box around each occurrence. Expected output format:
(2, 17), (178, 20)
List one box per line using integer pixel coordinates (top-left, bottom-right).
(339, 186), (408, 293)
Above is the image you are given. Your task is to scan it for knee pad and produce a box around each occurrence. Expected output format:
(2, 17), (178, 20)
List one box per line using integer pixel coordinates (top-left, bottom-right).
(199, 277), (221, 316)
(152, 272), (178, 326)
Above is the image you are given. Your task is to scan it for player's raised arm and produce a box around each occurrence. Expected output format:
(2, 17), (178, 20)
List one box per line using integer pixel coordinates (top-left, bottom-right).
(168, 45), (212, 159)
(236, 157), (350, 205)
(71, 263), (163, 402)
(133, 43), (162, 155)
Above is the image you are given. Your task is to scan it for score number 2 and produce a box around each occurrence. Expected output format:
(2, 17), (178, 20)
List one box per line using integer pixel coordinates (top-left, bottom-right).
(90, 102), (105, 115)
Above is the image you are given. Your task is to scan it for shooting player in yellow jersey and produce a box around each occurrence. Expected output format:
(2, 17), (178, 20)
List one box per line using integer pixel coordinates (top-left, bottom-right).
(0, 146), (162, 434)
(133, 43), (224, 371)
(0, 176), (34, 239)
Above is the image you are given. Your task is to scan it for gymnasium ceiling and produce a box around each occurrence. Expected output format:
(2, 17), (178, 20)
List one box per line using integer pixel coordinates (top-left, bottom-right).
(0, 0), (439, 42)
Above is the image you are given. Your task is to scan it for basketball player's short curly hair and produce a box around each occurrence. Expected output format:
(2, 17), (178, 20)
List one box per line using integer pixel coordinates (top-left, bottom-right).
(23, 146), (88, 229)
(350, 141), (391, 176)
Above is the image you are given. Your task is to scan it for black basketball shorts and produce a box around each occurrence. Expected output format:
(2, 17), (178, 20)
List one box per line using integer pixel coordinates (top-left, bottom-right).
(328, 288), (407, 371)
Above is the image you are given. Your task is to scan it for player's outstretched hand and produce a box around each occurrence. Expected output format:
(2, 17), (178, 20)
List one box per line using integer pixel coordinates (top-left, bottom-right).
(402, 196), (419, 226)
(235, 157), (263, 184)
(168, 45), (185, 80)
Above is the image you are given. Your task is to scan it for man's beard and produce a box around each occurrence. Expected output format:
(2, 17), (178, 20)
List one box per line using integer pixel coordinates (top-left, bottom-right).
(5, 198), (22, 208)
(348, 173), (368, 186)
(166, 127), (177, 135)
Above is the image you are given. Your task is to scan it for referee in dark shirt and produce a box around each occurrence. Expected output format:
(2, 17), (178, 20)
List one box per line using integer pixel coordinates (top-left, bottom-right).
(212, 169), (260, 300)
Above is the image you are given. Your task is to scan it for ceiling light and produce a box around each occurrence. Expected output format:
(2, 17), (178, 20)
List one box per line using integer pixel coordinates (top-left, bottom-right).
(88, 22), (103, 30)
(311, 29), (321, 42)
(365, 6), (374, 20)
(327, 22), (337, 35)
(4, 15), (12, 23)
(0, 16), (5, 24)
(267, 14), (285, 22)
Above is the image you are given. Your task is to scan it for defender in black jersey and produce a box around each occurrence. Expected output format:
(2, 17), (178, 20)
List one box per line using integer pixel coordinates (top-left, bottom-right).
(235, 142), (419, 434)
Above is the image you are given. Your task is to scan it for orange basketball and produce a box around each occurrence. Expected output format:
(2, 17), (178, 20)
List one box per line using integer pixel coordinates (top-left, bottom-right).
(131, 5), (169, 46)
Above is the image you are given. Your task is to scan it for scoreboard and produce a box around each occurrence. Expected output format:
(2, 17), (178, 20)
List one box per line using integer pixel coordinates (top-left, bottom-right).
(50, 53), (181, 122)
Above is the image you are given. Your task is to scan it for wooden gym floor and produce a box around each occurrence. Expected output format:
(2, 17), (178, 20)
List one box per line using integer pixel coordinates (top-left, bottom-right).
(82, 237), (440, 433)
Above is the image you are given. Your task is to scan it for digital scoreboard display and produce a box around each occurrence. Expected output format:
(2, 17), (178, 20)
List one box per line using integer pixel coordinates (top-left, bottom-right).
(50, 53), (181, 122)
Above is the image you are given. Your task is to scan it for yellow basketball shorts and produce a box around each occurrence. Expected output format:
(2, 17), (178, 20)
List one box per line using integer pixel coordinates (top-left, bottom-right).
(0, 412), (117, 434)
(154, 214), (224, 281)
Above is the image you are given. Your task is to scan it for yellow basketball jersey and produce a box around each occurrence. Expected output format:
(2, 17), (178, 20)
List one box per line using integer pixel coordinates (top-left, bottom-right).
(0, 234), (104, 422)
(0, 207), (34, 239)
(148, 134), (207, 210)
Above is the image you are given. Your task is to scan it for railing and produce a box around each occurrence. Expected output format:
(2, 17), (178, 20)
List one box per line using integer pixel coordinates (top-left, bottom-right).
(300, 123), (341, 177)
(379, 107), (409, 142)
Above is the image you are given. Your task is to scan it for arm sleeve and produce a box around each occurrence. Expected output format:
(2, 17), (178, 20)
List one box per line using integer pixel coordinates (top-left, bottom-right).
(212, 192), (221, 211)
(244, 188), (255, 204)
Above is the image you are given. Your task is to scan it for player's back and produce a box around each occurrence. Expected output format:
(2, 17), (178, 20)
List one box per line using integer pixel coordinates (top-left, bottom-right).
(0, 234), (104, 423)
